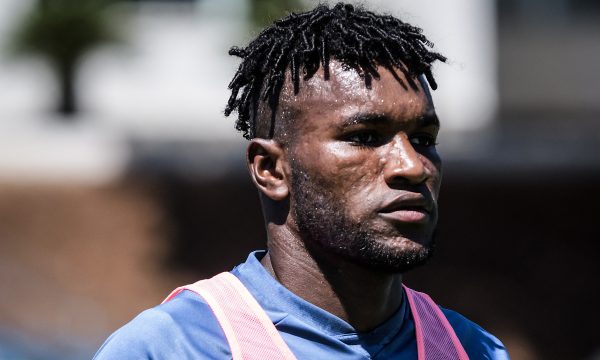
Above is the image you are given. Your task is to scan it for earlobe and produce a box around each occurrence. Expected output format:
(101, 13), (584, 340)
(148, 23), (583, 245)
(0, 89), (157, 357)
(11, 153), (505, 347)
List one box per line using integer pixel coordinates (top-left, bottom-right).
(247, 139), (289, 201)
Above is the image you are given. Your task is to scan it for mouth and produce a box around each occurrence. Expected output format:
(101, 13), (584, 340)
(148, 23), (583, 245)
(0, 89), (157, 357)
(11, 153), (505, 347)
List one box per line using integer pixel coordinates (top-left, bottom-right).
(379, 208), (430, 224)
(378, 194), (433, 224)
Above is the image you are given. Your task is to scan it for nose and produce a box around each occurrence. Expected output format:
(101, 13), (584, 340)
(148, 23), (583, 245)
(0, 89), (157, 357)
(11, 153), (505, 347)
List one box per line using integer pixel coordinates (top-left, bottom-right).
(382, 136), (428, 186)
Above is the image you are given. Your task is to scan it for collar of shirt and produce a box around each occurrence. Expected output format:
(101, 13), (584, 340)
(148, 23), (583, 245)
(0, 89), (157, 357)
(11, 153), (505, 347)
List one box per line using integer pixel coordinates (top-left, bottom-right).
(231, 250), (407, 355)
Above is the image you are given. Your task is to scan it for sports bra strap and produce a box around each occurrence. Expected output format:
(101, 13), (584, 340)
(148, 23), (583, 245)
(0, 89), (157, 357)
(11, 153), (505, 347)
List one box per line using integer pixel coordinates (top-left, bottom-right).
(403, 285), (470, 360)
(163, 272), (297, 360)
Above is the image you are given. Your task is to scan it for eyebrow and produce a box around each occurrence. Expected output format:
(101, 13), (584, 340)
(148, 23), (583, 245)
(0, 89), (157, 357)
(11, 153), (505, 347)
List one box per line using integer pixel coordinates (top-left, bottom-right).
(339, 111), (440, 129)
(417, 112), (440, 128)
(339, 113), (390, 129)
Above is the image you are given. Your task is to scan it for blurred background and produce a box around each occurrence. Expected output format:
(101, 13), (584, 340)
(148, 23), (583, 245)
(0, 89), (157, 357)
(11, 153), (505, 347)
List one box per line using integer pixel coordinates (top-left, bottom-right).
(0, 0), (598, 358)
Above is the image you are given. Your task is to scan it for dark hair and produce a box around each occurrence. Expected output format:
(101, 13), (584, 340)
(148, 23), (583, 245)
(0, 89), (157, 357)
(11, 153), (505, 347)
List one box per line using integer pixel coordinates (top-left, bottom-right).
(225, 2), (446, 139)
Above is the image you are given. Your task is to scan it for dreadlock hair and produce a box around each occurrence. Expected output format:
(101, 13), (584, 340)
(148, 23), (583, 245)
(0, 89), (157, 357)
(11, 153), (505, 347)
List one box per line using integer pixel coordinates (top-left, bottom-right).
(224, 2), (446, 140)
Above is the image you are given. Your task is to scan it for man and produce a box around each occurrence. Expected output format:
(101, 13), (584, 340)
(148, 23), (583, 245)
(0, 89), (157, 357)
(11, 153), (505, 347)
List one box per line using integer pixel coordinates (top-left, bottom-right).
(95, 3), (509, 359)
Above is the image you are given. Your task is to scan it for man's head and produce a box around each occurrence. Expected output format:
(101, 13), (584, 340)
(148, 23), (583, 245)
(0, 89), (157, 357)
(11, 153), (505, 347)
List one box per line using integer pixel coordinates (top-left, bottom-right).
(225, 3), (445, 273)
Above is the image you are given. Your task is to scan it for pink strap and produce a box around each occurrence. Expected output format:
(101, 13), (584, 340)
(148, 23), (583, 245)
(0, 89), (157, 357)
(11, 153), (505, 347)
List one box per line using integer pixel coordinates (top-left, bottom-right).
(403, 285), (470, 360)
(162, 272), (297, 360)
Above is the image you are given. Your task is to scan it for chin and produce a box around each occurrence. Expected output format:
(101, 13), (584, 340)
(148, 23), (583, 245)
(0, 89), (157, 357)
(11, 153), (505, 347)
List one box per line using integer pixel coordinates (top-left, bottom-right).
(346, 232), (436, 274)
(362, 244), (433, 274)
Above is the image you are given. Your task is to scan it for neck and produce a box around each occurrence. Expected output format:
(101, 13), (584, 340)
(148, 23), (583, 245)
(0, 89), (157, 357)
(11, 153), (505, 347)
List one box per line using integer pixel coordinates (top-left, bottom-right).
(261, 225), (403, 332)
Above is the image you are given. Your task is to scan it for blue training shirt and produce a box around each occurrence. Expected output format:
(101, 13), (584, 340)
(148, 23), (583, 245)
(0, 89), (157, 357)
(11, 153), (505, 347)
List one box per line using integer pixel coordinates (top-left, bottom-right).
(94, 251), (509, 359)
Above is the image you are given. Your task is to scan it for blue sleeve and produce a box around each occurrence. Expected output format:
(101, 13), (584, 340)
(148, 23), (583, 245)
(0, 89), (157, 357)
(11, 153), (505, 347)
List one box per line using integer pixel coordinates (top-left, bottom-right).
(93, 291), (230, 360)
(442, 308), (510, 360)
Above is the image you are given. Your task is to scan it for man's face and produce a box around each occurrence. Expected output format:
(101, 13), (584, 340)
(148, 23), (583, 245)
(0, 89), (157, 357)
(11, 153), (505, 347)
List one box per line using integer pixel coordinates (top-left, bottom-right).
(281, 61), (442, 273)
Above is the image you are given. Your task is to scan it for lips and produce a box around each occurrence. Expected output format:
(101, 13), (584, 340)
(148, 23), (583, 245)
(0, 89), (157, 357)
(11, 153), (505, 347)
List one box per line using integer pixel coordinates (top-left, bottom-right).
(378, 194), (433, 224)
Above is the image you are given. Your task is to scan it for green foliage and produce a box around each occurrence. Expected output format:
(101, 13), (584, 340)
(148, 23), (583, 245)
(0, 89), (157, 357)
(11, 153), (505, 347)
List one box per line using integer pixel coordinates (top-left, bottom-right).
(10, 0), (122, 116)
(249, 0), (307, 29)
(11, 0), (118, 68)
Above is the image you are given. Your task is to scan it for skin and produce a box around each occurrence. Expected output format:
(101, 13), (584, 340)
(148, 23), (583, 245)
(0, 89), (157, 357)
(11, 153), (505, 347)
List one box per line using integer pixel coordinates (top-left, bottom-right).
(246, 61), (442, 332)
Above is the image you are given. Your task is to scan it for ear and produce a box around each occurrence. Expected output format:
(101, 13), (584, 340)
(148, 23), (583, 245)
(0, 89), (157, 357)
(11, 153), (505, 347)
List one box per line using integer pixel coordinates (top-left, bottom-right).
(247, 138), (289, 201)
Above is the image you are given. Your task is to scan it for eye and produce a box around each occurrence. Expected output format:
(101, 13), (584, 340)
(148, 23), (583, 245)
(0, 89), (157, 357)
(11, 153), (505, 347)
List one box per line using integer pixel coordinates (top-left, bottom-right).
(409, 134), (438, 147)
(346, 131), (383, 147)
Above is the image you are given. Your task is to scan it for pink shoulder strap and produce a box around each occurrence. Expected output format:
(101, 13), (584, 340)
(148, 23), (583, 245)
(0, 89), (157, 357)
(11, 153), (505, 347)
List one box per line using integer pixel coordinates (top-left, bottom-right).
(163, 272), (296, 360)
(403, 285), (470, 360)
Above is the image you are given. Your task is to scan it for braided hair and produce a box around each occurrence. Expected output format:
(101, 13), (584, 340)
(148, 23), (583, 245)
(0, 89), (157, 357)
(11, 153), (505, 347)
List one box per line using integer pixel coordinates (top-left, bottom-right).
(225, 2), (446, 139)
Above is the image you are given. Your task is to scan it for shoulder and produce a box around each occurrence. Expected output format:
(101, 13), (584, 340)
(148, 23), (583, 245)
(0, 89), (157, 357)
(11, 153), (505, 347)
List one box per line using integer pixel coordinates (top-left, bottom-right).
(441, 307), (510, 360)
(93, 290), (229, 360)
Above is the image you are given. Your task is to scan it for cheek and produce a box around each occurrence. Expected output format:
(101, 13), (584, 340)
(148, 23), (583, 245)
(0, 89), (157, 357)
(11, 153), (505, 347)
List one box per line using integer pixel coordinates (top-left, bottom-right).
(295, 141), (382, 187)
(422, 151), (442, 198)
(322, 143), (382, 181)
(313, 144), (383, 215)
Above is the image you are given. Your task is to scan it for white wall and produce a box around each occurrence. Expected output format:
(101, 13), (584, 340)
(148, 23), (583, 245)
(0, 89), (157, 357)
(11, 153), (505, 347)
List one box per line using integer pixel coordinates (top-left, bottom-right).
(0, 0), (248, 183)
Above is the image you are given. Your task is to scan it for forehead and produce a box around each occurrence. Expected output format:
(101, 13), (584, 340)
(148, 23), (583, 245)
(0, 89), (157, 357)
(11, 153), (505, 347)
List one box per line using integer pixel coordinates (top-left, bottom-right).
(280, 61), (434, 132)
